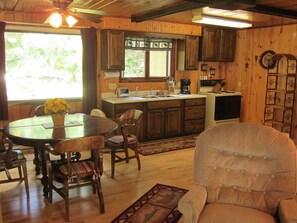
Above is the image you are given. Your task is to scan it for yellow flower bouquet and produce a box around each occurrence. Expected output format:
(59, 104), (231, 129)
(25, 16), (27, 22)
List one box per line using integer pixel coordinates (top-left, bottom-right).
(44, 98), (70, 115)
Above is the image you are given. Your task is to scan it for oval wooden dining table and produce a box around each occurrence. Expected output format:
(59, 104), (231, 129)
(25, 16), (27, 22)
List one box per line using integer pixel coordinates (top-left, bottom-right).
(4, 113), (118, 196)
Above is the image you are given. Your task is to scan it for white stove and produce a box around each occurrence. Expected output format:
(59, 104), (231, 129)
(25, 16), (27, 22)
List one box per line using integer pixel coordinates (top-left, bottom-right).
(199, 80), (242, 129)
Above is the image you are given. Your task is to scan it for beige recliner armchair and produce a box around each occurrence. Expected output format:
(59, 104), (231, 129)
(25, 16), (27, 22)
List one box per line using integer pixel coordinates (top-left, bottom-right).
(178, 123), (297, 223)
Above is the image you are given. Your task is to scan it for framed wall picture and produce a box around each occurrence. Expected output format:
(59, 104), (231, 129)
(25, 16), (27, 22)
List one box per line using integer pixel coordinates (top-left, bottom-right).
(285, 93), (294, 107)
(267, 75), (277, 89)
(266, 91), (275, 105)
(286, 76), (295, 91)
(264, 107), (274, 120)
(288, 59), (297, 74)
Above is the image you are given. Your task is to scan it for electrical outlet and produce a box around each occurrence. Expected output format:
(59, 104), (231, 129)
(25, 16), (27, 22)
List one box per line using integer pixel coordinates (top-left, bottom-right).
(201, 63), (208, 71)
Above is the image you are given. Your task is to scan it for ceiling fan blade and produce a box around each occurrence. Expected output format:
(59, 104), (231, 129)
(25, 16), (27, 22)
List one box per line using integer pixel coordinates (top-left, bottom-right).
(70, 7), (107, 16)
(69, 11), (102, 23)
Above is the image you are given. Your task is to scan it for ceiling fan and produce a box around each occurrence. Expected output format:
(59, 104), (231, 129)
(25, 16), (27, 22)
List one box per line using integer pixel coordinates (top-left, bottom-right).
(45, 0), (108, 28)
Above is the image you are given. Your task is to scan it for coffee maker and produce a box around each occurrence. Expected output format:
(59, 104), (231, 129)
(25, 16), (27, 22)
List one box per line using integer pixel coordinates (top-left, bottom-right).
(180, 79), (191, 94)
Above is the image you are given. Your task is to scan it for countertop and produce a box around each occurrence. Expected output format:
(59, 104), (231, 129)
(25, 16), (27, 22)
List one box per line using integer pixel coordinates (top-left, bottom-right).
(102, 94), (207, 104)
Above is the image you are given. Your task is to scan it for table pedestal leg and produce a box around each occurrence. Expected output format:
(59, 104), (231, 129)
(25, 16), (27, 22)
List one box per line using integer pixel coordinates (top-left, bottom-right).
(39, 145), (48, 197)
(33, 146), (40, 175)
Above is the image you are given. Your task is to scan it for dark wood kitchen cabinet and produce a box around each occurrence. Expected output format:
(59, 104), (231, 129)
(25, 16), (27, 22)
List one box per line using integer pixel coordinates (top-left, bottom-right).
(147, 100), (182, 140)
(184, 98), (205, 134)
(199, 27), (236, 62)
(101, 101), (145, 140)
(177, 35), (199, 70)
(101, 29), (125, 70)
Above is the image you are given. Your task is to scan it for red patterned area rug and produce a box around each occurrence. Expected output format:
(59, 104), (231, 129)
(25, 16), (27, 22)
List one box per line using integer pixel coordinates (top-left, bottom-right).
(138, 135), (197, 156)
(111, 183), (188, 223)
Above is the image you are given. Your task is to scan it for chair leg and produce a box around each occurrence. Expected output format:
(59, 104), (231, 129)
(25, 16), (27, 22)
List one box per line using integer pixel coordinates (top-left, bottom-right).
(124, 147), (129, 163)
(18, 166), (23, 182)
(95, 176), (105, 213)
(111, 149), (116, 179)
(21, 162), (30, 197)
(64, 184), (70, 222)
(134, 147), (141, 170)
(4, 169), (12, 180)
(48, 172), (53, 203)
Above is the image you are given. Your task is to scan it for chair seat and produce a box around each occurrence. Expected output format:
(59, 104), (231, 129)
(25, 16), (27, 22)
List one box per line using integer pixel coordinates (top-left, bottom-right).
(107, 135), (137, 145)
(53, 160), (96, 182)
(198, 203), (278, 223)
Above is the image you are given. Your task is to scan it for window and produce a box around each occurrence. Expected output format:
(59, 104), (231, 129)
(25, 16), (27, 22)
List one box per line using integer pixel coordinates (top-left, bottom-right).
(5, 31), (82, 101)
(121, 36), (173, 82)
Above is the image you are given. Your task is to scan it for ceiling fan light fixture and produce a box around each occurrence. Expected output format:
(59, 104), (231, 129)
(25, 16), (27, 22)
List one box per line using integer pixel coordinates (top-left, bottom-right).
(192, 15), (252, 28)
(66, 15), (78, 27)
(49, 12), (62, 28)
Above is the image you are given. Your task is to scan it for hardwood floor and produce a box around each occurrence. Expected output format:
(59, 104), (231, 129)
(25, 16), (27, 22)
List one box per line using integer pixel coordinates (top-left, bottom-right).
(0, 147), (195, 223)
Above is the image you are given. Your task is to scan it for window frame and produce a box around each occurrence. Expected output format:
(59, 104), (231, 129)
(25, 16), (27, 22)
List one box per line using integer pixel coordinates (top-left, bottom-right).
(120, 41), (175, 83)
(4, 25), (83, 104)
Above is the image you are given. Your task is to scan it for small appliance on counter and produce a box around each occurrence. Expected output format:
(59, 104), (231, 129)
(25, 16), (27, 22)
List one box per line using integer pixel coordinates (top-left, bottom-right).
(116, 87), (130, 97)
(180, 79), (191, 94)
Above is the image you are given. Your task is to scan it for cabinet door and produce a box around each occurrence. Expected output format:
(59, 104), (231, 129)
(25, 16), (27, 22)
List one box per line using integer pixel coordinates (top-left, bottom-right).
(219, 29), (236, 62)
(165, 108), (181, 137)
(185, 35), (199, 70)
(147, 109), (164, 139)
(200, 27), (220, 61)
(101, 30), (125, 70)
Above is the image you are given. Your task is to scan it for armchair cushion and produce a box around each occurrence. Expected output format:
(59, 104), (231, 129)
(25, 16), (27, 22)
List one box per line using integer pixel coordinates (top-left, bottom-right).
(198, 203), (277, 223)
(194, 123), (297, 215)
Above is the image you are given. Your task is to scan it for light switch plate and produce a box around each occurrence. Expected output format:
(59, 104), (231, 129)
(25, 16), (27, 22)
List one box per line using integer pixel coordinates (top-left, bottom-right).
(201, 63), (208, 71)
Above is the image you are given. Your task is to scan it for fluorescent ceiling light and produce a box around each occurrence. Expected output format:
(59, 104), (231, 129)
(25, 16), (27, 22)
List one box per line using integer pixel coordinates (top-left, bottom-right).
(192, 15), (252, 28)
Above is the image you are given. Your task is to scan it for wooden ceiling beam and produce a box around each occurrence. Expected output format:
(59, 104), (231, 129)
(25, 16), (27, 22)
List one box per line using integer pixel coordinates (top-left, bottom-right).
(131, 0), (256, 23)
(131, 1), (208, 23)
(246, 4), (297, 20)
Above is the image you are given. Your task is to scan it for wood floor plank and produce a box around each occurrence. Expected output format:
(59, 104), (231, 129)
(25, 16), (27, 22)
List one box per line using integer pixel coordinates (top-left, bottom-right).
(0, 147), (194, 222)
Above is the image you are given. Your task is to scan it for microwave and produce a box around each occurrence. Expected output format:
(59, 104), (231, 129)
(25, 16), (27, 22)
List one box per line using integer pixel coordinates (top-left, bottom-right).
(116, 87), (130, 97)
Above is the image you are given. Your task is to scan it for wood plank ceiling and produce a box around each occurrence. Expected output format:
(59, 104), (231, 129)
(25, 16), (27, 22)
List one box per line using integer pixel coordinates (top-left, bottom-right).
(1, 0), (297, 28)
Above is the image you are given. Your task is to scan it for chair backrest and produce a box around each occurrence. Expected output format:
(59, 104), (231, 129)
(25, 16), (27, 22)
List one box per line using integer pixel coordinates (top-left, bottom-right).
(194, 123), (297, 215)
(90, 109), (106, 118)
(54, 135), (105, 154)
(118, 109), (143, 141)
(52, 135), (105, 177)
(0, 138), (18, 169)
(35, 105), (46, 116)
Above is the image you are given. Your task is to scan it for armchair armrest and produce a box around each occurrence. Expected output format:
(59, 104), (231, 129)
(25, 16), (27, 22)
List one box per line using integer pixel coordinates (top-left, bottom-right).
(278, 199), (297, 223)
(279, 199), (297, 223)
(178, 185), (207, 223)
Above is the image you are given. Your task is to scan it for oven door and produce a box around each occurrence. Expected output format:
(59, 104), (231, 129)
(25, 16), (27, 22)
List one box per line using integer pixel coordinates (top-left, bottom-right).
(215, 96), (241, 120)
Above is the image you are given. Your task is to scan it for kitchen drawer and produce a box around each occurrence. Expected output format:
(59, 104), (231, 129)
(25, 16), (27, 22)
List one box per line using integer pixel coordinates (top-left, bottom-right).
(185, 106), (205, 120)
(115, 103), (144, 113)
(185, 98), (205, 107)
(184, 119), (205, 134)
(148, 100), (181, 110)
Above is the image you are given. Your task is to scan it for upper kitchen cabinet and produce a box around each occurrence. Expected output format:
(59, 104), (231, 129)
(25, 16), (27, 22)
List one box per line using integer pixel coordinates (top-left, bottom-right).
(177, 35), (199, 70)
(199, 27), (236, 62)
(101, 30), (125, 70)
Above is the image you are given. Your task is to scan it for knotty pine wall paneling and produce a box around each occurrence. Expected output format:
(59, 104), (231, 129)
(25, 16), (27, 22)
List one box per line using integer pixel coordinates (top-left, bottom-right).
(225, 24), (297, 139)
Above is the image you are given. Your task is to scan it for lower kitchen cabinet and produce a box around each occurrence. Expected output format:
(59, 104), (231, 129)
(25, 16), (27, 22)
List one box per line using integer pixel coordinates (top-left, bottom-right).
(184, 98), (205, 134)
(102, 97), (205, 141)
(147, 100), (181, 140)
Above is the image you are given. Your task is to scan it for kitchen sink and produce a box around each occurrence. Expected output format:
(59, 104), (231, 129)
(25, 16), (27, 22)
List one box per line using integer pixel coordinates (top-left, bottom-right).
(140, 95), (175, 99)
